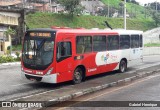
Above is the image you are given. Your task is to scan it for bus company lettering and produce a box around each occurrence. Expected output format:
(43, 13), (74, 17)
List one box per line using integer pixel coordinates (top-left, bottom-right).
(88, 68), (97, 72)
(110, 54), (118, 61)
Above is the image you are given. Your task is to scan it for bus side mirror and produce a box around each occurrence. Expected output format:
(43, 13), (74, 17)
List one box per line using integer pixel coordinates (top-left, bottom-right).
(57, 53), (60, 60)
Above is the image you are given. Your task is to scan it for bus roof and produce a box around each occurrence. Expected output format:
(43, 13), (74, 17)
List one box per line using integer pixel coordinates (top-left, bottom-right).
(27, 28), (143, 35)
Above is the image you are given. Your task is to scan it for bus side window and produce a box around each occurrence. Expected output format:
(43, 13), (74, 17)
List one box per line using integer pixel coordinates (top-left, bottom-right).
(107, 35), (119, 50)
(57, 42), (72, 61)
(131, 35), (139, 48)
(76, 36), (92, 54)
(93, 35), (106, 52)
(120, 35), (130, 49)
(140, 35), (143, 47)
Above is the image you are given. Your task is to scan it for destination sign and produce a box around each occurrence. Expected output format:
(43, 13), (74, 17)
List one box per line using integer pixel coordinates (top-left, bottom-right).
(29, 32), (51, 37)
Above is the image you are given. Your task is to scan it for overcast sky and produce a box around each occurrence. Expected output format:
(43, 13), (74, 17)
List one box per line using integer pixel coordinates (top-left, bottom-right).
(136, 0), (160, 5)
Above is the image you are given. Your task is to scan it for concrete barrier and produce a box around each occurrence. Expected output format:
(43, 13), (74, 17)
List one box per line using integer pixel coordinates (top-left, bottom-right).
(143, 47), (160, 56)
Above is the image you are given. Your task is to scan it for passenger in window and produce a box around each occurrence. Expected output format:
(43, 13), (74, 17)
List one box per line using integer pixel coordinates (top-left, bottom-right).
(61, 43), (66, 56)
(112, 38), (118, 50)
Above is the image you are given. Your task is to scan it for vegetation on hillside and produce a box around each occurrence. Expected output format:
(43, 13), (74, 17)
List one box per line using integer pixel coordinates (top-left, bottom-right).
(26, 12), (156, 31)
(101, 0), (160, 26)
(58, 0), (81, 15)
(101, 0), (152, 19)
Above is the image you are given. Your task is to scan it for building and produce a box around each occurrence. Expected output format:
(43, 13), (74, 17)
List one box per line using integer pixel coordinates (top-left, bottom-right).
(0, 0), (22, 7)
(0, 0), (50, 12)
(81, 0), (104, 15)
(0, 10), (22, 54)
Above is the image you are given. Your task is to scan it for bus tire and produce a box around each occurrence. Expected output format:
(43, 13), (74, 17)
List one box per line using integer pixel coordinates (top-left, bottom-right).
(119, 60), (127, 73)
(72, 68), (83, 84)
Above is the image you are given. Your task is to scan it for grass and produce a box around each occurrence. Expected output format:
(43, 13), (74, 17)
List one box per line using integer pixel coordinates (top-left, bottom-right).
(101, 0), (120, 8)
(12, 45), (22, 51)
(101, 0), (153, 20)
(144, 43), (160, 47)
(26, 12), (156, 31)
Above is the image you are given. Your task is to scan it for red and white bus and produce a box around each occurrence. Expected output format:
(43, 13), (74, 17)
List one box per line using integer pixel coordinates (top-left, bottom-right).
(21, 27), (143, 84)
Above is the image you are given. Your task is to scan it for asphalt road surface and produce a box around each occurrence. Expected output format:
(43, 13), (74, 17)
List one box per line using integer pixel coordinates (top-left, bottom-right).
(0, 55), (160, 101)
(53, 73), (160, 110)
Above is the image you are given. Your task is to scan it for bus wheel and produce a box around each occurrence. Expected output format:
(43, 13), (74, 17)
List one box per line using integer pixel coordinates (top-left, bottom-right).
(72, 68), (83, 84)
(119, 60), (127, 73)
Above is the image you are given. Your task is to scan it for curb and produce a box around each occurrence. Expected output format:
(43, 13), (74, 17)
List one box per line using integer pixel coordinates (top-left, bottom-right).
(42, 68), (160, 107)
(0, 62), (20, 66)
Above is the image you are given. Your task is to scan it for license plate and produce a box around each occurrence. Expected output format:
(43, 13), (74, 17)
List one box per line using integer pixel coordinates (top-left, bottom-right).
(30, 78), (36, 81)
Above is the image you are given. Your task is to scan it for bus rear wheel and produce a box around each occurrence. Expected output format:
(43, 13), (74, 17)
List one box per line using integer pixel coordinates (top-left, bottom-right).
(119, 60), (127, 73)
(72, 68), (83, 84)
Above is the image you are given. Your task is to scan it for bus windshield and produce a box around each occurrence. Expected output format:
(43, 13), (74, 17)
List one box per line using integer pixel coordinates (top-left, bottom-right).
(22, 31), (55, 70)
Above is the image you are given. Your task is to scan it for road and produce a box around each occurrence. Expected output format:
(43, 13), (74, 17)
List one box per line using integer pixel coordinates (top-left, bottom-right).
(53, 73), (160, 110)
(0, 55), (160, 101)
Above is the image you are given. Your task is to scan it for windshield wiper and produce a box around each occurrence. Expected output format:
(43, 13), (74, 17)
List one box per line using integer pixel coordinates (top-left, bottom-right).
(37, 39), (46, 51)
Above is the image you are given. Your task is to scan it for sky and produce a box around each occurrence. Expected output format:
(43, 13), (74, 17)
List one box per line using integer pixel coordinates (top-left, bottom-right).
(136, 0), (160, 5)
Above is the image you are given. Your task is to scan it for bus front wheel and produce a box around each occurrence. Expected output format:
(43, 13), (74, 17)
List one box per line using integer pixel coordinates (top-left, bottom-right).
(119, 60), (127, 73)
(72, 68), (83, 84)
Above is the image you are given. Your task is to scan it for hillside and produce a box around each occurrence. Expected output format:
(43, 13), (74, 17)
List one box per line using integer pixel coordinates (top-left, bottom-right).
(101, 0), (152, 20)
(26, 12), (156, 31)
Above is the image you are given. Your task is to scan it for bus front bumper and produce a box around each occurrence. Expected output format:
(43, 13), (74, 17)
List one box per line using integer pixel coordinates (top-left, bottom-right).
(21, 71), (57, 83)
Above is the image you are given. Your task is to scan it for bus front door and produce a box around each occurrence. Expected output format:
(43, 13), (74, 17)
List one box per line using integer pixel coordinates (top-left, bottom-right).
(56, 41), (74, 83)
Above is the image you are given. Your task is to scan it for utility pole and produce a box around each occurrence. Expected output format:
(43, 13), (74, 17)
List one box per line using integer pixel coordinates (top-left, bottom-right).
(50, 0), (52, 12)
(124, 0), (126, 30)
(22, 0), (25, 9)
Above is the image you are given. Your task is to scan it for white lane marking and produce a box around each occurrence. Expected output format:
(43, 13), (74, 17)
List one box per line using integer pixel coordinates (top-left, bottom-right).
(127, 62), (160, 74)
(11, 82), (34, 86)
(56, 74), (160, 110)
(10, 87), (72, 101)
(136, 62), (160, 70)
(10, 89), (55, 101)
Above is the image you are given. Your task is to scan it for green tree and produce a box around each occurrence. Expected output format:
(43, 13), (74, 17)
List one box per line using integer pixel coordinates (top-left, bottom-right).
(152, 12), (160, 26)
(4, 27), (16, 55)
(58, 0), (80, 15)
(74, 5), (84, 16)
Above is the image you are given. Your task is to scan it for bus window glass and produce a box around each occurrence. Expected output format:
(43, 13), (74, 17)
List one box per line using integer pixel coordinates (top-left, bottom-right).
(140, 35), (143, 47)
(120, 35), (130, 49)
(23, 39), (54, 68)
(57, 42), (71, 59)
(107, 35), (119, 50)
(131, 35), (139, 48)
(93, 35), (106, 52)
(76, 36), (92, 54)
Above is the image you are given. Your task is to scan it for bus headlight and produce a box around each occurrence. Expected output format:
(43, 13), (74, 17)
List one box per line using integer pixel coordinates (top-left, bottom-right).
(46, 68), (53, 75)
